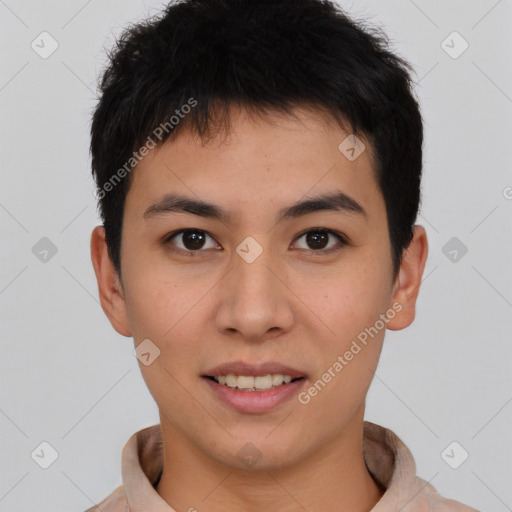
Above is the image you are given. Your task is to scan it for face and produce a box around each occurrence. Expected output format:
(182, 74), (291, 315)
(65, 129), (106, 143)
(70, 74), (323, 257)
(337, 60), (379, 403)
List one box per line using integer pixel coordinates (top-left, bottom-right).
(92, 105), (427, 471)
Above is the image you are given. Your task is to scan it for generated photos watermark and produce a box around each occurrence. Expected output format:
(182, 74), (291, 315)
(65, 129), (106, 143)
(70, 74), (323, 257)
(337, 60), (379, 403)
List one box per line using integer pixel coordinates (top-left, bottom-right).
(298, 301), (403, 405)
(96, 97), (198, 199)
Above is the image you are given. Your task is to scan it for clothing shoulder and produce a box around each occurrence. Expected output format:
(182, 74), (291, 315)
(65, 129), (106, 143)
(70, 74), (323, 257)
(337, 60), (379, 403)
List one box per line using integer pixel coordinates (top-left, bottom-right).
(83, 484), (128, 512)
(418, 475), (481, 512)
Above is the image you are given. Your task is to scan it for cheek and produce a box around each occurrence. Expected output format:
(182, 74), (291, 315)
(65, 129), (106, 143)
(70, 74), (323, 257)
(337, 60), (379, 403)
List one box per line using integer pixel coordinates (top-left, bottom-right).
(305, 261), (391, 339)
(124, 270), (208, 370)
(126, 276), (204, 406)
(298, 260), (390, 403)
(297, 276), (387, 431)
(123, 271), (190, 350)
(123, 278), (166, 339)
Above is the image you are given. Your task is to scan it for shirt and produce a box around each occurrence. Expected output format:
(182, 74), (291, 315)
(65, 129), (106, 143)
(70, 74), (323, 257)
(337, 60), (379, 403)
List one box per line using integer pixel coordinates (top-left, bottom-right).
(84, 421), (480, 511)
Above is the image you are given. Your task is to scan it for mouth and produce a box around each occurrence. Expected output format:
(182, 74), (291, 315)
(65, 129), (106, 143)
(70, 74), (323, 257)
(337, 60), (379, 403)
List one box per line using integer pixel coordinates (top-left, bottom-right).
(201, 360), (307, 391)
(202, 374), (305, 392)
(200, 361), (308, 413)
(201, 374), (307, 414)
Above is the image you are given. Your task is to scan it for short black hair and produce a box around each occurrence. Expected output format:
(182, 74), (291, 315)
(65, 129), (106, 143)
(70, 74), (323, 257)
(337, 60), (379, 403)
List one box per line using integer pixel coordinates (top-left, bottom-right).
(90, 0), (423, 281)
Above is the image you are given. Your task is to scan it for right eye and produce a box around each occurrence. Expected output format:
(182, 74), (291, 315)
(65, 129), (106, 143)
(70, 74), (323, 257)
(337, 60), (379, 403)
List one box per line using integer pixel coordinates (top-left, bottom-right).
(163, 229), (221, 256)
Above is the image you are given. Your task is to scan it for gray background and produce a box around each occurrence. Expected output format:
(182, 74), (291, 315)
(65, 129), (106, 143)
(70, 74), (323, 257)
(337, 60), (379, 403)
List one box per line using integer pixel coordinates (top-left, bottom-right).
(1, 0), (511, 510)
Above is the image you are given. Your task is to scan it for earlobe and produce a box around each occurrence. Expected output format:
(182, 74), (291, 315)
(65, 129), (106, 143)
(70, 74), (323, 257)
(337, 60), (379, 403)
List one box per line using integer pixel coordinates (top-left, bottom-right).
(386, 225), (428, 331)
(90, 225), (132, 337)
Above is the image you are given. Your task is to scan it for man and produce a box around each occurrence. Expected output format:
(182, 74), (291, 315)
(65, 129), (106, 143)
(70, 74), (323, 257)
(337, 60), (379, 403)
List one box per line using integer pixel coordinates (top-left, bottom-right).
(87, 0), (478, 510)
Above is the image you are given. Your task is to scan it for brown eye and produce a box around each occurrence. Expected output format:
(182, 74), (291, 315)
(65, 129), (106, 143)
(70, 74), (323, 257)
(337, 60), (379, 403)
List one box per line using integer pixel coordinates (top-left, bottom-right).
(293, 228), (347, 253)
(165, 229), (219, 253)
(305, 231), (329, 250)
(163, 227), (347, 257)
(180, 230), (207, 250)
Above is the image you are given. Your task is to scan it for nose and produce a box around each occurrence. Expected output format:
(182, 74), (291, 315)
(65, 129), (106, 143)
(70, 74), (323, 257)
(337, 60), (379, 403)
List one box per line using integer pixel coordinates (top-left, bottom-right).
(214, 243), (294, 343)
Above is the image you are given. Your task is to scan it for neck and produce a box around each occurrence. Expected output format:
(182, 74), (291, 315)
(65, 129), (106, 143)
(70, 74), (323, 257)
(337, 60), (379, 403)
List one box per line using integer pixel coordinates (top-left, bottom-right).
(156, 408), (384, 512)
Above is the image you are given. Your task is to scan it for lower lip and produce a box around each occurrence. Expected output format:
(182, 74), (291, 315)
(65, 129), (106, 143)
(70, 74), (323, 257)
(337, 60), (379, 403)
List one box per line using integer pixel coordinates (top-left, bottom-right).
(202, 377), (306, 414)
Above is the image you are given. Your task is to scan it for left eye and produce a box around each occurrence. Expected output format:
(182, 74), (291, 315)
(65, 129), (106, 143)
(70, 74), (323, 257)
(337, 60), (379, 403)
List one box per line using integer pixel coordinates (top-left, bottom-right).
(163, 228), (347, 255)
(293, 228), (346, 252)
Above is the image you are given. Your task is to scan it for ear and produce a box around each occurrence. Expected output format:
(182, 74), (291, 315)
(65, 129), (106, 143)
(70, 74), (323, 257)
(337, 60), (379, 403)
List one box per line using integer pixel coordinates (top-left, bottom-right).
(386, 225), (428, 331)
(90, 225), (132, 337)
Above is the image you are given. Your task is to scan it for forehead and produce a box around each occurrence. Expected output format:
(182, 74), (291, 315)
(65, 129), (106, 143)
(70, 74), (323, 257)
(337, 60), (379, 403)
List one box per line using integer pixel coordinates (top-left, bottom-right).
(124, 105), (384, 224)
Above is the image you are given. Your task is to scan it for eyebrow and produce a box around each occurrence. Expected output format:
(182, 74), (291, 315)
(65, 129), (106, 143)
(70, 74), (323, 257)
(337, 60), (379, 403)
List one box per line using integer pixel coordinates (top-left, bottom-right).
(143, 190), (367, 223)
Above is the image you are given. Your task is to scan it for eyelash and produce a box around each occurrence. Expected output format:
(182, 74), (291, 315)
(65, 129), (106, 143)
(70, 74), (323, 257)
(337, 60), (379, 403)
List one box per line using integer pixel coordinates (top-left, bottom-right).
(162, 227), (349, 257)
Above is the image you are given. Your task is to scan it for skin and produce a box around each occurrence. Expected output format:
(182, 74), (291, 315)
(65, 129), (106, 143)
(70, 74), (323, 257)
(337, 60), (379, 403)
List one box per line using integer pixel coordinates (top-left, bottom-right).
(91, 105), (428, 512)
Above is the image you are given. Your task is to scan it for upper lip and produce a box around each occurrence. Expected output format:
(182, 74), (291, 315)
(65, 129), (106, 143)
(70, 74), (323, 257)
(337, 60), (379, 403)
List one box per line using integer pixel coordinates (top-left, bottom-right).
(202, 361), (307, 379)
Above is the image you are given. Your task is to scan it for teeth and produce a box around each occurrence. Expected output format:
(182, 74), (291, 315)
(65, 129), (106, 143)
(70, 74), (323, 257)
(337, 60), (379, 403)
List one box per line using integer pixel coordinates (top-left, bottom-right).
(213, 374), (297, 391)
